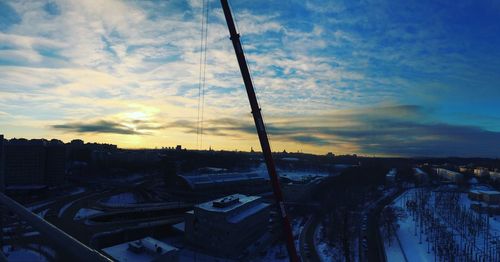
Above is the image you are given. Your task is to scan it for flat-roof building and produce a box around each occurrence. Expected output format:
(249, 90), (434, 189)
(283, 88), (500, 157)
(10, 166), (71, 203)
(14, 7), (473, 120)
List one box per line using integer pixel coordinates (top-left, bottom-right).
(176, 172), (267, 191)
(185, 194), (271, 258)
(102, 237), (179, 262)
(434, 168), (463, 183)
(468, 190), (500, 205)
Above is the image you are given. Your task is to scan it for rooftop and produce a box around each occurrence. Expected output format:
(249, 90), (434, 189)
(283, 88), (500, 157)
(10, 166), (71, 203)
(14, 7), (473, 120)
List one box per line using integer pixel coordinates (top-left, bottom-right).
(197, 194), (260, 213)
(227, 202), (270, 224)
(178, 172), (266, 190)
(469, 189), (500, 195)
(102, 237), (177, 262)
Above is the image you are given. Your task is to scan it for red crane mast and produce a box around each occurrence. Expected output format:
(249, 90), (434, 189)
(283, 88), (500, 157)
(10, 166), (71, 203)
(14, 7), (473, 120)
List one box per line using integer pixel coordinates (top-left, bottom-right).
(219, 1), (299, 261)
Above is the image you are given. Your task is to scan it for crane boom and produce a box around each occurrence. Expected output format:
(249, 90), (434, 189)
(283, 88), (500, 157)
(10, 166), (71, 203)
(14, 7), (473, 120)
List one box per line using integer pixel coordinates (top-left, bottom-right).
(219, 1), (299, 261)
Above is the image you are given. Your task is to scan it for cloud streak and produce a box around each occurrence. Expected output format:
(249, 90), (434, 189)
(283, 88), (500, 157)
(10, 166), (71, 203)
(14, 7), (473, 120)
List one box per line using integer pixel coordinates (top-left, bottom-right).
(164, 105), (500, 157)
(52, 120), (144, 135)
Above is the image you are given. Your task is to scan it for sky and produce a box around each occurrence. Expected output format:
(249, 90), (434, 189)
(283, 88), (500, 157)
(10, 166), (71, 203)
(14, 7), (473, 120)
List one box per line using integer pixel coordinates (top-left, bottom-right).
(0, 0), (499, 157)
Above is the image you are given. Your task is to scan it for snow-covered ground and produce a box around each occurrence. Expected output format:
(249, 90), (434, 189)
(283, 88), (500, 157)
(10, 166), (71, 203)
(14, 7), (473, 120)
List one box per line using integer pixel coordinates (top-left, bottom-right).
(37, 209), (49, 218)
(102, 192), (139, 205)
(384, 239), (405, 262)
(314, 223), (343, 262)
(257, 244), (288, 261)
(255, 218), (305, 262)
(279, 170), (330, 182)
(27, 200), (54, 212)
(386, 188), (500, 262)
(386, 216), (433, 261)
(3, 246), (48, 262)
(73, 208), (103, 220)
(292, 218), (304, 252)
(69, 187), (86, 196)
(384, 189), (434, 261)
(58, 199), (77, 218)
(251, 163), (334, 182)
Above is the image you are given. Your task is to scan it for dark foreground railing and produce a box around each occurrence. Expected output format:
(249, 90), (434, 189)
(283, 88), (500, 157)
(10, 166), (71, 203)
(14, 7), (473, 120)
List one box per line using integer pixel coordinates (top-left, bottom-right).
(0, 192), (112, 262)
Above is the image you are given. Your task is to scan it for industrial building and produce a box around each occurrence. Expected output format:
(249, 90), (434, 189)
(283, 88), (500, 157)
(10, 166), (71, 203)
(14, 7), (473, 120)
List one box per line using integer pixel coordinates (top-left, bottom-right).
(176, 172), (268, 191)
(185, 194), (271, 258)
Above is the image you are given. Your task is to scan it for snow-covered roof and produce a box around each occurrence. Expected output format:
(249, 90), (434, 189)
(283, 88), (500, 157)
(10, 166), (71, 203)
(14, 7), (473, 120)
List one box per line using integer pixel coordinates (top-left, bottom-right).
(480, 190), (500, 196)
(227, 202), (270, 224)
(281, 157), (299, 161)
(6, 184), (46, 190)
(414, 168), (426, 175)
(102, 237), (177, 262)
(469, 189), (500, 196)
(386, 168), (397, 177)
(178, 172), (266, 190)
(196, 194), (260, 213)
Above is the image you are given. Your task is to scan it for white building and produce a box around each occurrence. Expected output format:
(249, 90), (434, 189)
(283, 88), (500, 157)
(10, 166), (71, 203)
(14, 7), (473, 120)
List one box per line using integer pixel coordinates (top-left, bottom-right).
(490, 172), (500, 181)
(434, 168), (463, 183)
(474, 168), (489, 177)
(185, 194), (271, 258)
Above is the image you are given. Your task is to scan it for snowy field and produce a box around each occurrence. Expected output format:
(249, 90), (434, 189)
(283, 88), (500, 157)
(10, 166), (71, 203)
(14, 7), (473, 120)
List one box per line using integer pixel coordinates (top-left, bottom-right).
(3, 246), (48, 262)
(27, 200), (54, 212)
(257, 244), (288, 261)
(101, 192), (140, 206)
(73, 208), (103, 220)
(37, 209), (49, 218)
(69, 187), (86, 196)
(58, 199), (77, 218)
(384, 190), (434, 262)
(253, 163), (334, 182)
(314, 223), (345, 262)
(385, 188), (500, 262)
(256, 218), (305, 261)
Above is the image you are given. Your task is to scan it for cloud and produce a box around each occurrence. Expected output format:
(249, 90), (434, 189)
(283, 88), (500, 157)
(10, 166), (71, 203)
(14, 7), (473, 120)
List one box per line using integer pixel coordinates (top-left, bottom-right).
(304, 0), (346, 14)
(51, 118), (168, 135)
(163, 105), (500, 157)
(52, 120), (143, 135)
(0, 1), (21, 31)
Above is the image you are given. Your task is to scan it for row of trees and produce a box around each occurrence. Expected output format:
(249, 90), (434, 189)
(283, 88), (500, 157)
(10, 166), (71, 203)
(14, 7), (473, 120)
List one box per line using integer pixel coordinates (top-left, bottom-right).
(316, 165), (392, 261)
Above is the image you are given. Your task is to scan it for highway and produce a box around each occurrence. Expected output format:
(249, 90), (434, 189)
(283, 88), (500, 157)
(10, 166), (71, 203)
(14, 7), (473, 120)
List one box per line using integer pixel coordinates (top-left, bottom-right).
(5, 175), (188, 250)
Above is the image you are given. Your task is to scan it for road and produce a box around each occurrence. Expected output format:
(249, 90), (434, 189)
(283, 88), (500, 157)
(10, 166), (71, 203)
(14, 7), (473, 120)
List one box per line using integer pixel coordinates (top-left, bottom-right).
(300, 214), (321, 262)
(7, 175), (187, 249)
(366, 189), (403, 262)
